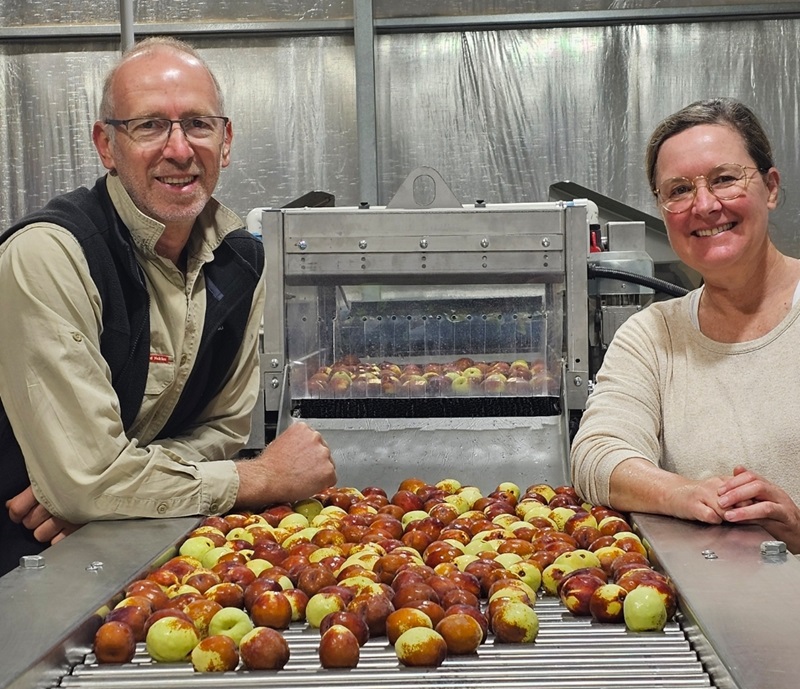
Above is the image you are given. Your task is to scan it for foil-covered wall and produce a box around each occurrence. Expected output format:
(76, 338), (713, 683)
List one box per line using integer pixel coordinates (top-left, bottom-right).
(1, 3), (798, 254)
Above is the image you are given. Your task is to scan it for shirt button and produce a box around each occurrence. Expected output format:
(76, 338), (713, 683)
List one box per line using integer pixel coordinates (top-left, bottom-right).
(156, 503), (168, 514)
(72, 333), (83, 342)
(209, 502), (219, 513)
(180, 354), (188, 366)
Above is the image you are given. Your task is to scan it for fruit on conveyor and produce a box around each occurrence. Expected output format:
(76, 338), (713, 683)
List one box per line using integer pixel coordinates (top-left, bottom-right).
(394, 626), (448, 667)
(93, 479), (678, 673)
(623, 585), (669, 632)
(435, 612), (484, 654)
(318, 624), (360, 668)
(238, 626), (290, 670)
(93, 621), (136, 664)
(299, 356), (555, 398)
(145, 615), (200, 663)
(190, 634), (239, 672)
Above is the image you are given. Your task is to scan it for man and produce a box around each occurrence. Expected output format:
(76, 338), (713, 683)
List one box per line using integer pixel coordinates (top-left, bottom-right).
(0, 37), (336, 576)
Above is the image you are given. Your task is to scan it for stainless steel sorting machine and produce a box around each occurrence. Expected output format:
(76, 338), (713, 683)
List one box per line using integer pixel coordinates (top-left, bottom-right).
(247, 168), (660, 491)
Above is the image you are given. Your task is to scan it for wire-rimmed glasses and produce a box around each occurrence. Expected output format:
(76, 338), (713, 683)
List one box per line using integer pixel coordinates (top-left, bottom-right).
(654, 163), (763, 214)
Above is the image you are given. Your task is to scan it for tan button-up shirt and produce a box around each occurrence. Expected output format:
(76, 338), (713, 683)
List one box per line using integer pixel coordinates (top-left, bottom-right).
(0, 175), (266, 522)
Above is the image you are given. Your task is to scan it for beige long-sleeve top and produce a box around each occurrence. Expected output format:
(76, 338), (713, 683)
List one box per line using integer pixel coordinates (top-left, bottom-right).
(0, 174), (266, 522)
(571, 289), (800, 508)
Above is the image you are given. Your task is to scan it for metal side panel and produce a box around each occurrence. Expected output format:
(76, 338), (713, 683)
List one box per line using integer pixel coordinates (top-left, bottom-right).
(0, 517), (198, 689)
(634, 513), (800, 689)
(305, 415), (570, 494)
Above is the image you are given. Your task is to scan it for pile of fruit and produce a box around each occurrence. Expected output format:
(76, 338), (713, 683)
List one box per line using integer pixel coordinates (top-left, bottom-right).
(93, 479), (677, 673)
(298, 355), (555, 398)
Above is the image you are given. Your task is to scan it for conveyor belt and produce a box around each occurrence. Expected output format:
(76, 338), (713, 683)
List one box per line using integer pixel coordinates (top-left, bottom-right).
(58, 600), (716, 689)
(294, 396), (562, 419)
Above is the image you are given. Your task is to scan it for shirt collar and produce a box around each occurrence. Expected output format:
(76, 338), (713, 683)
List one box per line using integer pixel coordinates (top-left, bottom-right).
(105, 173), (244, 262)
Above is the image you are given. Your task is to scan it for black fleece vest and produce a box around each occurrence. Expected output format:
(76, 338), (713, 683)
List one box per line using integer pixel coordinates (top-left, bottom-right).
(0, 176), (264, 575)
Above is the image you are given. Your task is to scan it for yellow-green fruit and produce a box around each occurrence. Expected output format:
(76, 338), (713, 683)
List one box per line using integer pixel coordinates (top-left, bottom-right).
(246, 559), (274, 576)
(201, 546), (233, 569)
(497, 481), (521, 499)
(506, 561), (542, 593)
(443, 494), (471, 515)
(394, 627), (448, 667)
(179, 536), (217, 560)
(494, 552), (523, 569)
(207, 607), (255, 646)
(623, 585), (668, 632)
(436, 478), (462, 494)
(541, 561), (577, 596)
(278, 512), (309, 530)
(401, 510), (430, 529)
(146, 616), (200, 662)
(293, 497), (324, 520)
(456, 486), (484, 507)
(491, 600), (539, 643)
(554, 549), (601, 571)
(547, 507), (576, 531)
(225, 527), (255, 544)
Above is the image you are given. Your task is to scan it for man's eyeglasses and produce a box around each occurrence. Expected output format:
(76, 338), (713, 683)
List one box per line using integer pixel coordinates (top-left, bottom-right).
(104, 116), (229, 146)
(654, 163), (764, 214)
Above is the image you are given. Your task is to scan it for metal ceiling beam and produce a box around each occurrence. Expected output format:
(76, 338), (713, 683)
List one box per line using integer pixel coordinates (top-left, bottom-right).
(1, 5), (800, 42)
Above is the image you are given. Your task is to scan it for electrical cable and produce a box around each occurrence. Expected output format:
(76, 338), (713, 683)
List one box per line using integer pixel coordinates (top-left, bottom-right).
(588, 264), (689, 298)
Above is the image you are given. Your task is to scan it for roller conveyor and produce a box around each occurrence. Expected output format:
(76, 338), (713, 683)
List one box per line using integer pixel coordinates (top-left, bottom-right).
(60, 600), (714, 689)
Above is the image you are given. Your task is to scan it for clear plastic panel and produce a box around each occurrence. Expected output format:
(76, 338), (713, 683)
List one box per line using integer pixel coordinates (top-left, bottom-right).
(287, 281), (563, 399)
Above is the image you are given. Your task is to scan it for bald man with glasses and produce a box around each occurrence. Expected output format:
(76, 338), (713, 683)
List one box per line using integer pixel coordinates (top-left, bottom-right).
(0, 36), (336, 576)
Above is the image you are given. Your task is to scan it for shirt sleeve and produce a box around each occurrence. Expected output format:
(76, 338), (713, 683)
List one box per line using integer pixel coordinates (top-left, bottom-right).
(0, 224), (243, 522)
(570, 306), (666, 506)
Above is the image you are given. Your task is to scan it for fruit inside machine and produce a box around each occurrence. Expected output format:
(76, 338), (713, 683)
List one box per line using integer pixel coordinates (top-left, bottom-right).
(250, 168), (659, 493)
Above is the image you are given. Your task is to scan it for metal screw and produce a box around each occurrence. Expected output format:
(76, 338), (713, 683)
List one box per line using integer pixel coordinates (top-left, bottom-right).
(19, 554), (45, 569)
(701, 550), (718, 559)
(270, 377), (280, 389)
(542, 237), (551, 248)
(270, 358), (279, 368)
(86, 561), (104, 572)
(359, 240), (368, 250)
(480, 238), (489, 248)
(761, 540), (787, 555)
(573, 376), (583, 387)
(420, 238), (428, 249)
(297, 240), (307, 250)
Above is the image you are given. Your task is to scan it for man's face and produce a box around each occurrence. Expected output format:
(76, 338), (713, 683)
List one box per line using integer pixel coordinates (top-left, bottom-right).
(93, 48), (232, 233)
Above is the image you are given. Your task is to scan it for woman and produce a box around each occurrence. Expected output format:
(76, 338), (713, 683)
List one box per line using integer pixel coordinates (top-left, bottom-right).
(570, 98), (800, 552)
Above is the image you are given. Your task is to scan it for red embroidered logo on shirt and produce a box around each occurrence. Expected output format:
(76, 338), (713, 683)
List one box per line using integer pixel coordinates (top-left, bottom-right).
(149, 353), (173, 364)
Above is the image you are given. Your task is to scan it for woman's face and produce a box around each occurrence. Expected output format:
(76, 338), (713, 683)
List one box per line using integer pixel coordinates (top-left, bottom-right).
(653, 124), (779, 279)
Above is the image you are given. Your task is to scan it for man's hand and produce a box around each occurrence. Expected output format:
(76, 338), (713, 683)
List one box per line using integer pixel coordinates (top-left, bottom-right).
(234, 421), (337, 510)
(717, 465), (800, 552)
(6, 486), (82, 544)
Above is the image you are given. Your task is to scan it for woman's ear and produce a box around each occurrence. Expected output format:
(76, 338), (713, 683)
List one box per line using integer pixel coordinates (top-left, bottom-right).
(766, 167), (780, 209)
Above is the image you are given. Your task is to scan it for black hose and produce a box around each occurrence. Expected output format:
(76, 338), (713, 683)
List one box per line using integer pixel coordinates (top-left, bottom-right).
(588, 264), (689, 298)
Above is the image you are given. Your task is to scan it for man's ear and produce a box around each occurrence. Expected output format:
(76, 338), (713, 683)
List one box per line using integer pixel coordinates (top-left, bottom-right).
(220, 119), (233, 169)
(93, 121), (116, 172)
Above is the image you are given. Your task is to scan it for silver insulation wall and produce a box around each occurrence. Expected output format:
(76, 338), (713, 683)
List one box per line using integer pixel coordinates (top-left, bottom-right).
(1, 2), (799, 255)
